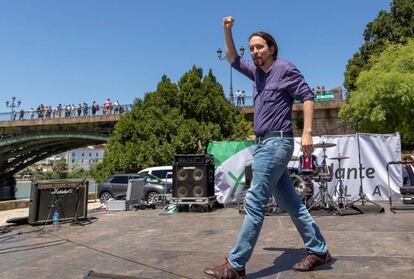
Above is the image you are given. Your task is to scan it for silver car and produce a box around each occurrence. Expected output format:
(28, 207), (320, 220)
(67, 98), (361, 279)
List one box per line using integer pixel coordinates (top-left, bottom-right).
(98, 173), (172, 203)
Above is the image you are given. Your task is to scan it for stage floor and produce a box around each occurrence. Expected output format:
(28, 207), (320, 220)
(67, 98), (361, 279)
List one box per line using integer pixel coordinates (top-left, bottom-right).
(1, 202), (414, 279)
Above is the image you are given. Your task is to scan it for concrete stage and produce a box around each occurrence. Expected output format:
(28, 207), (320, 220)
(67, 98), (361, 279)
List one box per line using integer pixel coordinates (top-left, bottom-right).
(1, 202), (414, 279)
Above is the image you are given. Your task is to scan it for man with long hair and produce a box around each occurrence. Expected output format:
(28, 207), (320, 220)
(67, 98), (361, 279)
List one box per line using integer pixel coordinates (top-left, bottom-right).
(204, 16), (332, 279)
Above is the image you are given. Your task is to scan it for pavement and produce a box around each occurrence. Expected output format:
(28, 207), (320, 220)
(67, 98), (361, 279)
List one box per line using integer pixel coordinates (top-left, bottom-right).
(1, 201), (414, 279)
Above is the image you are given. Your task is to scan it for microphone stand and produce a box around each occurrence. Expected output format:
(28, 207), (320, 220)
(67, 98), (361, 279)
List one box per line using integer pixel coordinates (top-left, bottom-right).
(346, 119), (384, 212)
(70, 183), (84, 226)
(46, 179), (87, 226)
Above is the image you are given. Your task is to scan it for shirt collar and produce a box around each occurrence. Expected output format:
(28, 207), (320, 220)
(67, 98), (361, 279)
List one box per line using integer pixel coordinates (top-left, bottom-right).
(258, 58), (278, 75)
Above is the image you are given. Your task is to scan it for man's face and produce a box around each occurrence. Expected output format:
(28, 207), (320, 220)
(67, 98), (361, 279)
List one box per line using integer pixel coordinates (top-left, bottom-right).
(249, 36), (275, 68)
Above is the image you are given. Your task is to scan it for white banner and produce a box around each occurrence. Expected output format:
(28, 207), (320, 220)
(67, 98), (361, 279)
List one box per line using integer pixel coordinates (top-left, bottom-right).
(209, 133), (402, 204)
(290, 133), (402, 201)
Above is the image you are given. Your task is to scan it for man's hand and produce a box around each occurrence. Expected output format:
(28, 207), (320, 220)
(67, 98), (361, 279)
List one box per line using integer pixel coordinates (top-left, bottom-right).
(301, 132), (313, 156)
(223, 16), (234, 29)
(222, 16), (237, 63)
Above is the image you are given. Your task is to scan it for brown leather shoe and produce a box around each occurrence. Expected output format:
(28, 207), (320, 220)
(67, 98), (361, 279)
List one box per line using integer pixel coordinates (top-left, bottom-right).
(293, 251), (332, 272)
(204, 259), (246, 279)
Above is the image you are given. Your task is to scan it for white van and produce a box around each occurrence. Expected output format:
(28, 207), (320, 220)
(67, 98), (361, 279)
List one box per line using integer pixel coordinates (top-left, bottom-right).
(138, 166), (173, 184)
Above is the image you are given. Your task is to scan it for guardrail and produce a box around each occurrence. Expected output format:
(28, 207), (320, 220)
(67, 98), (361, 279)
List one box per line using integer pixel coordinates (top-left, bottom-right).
(0, 104), (133, 122)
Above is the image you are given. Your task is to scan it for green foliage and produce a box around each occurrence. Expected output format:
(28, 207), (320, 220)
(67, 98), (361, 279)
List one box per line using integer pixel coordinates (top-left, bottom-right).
(52, 159), (68, 179)
(340, 40), (414, 148)
(93, 66), (252, 183)
(67, 164), (90, 179)
(344, 0), (414, 92)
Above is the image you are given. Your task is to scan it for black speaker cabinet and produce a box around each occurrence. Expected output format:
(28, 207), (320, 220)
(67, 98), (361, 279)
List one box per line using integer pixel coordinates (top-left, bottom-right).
(173, 154), (215, 198)
(28, 179), (88, 225)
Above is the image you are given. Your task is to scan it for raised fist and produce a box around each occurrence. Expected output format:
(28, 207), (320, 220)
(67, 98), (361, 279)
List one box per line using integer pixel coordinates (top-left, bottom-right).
(223, 16), (234, 29)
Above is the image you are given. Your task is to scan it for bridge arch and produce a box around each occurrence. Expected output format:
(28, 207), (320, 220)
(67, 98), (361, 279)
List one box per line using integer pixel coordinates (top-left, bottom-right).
(0, 115), (118, 200)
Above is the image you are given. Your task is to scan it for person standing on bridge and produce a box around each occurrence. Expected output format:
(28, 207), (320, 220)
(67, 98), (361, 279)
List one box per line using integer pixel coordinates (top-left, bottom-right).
(204, 16), (331, 279)
(29, 108), (34, 119)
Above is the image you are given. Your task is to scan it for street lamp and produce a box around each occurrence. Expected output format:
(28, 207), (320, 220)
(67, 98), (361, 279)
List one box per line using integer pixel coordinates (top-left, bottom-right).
(217, 46), (245, 104)
(5, 96), (21, 120)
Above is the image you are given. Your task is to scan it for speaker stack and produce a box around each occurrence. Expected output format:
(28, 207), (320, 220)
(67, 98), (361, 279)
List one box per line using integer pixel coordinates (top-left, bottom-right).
(172, 154), (215, 205)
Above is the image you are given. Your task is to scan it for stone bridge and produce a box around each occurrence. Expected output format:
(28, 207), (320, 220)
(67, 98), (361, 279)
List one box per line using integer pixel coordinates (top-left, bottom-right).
(0, 115), (119, 200)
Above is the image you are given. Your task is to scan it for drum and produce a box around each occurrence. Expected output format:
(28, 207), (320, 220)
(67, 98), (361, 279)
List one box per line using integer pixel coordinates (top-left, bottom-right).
(290, 173), (314, 203)
(314, 165), (333, 182)
(264, 174), (314, 215)
(288, 166), (299, 175)
(239, 170), (314, 215)
(298, 154), (317, 175)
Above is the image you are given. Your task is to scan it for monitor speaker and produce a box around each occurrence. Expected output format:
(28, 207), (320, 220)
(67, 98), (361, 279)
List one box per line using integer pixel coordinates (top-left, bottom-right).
(28, 179), (88, 225)
(173, 154), (215, 198)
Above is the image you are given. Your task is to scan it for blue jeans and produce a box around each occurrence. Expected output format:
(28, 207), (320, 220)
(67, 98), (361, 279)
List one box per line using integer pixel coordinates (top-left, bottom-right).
(228, 137), (328, 270)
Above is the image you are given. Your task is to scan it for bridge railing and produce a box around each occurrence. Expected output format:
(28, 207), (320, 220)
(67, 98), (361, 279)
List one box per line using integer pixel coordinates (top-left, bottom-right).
(0, 104), (133, 122)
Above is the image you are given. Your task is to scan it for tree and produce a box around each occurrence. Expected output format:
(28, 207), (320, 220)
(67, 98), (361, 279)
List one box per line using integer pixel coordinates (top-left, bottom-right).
(93, 67), (252, 183)
(344, 0), (414, 92)
(67, 164), (90, 179)
(52, 158), (68, 179)
(340, 40), (414, 149)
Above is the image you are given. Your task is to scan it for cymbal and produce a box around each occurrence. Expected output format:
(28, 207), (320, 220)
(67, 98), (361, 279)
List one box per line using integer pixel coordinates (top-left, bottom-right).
(313, 142), (336, 148)
(328, 156), (350, 160)
(290, 155), (299, 161)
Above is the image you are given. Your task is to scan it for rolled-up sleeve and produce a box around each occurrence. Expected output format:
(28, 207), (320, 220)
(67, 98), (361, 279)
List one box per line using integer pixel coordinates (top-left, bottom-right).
(231, 56), (256, 81)
(284, 65), (314, 103)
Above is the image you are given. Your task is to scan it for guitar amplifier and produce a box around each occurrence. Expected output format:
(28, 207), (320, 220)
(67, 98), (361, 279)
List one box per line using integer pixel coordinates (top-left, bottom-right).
(173, 154), (215, 198)
(28, 179), (88, 225)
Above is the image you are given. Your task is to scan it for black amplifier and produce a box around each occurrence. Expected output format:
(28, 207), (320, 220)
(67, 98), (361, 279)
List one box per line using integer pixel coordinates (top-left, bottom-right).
(29, 179), (88, 225)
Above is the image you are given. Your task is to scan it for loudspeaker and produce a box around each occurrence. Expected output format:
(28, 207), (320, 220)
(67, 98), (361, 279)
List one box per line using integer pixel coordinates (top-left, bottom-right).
(28, 179), (88, 225)
(173, 154), (215, 198)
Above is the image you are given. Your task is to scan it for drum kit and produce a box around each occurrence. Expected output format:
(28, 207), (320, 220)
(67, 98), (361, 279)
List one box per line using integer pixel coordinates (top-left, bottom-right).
(242, 141), (352, 215)
(290, 141), (350, 214)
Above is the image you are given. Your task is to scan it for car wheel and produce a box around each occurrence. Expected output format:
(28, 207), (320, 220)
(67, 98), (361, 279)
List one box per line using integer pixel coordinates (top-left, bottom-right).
(100, 191), (113, 203)
(146, 191), (159, 203)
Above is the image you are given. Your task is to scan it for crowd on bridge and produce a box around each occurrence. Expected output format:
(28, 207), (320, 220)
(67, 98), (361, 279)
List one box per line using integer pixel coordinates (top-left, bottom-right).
(8, 99), (129, 121)
(312, 85), (328, 94)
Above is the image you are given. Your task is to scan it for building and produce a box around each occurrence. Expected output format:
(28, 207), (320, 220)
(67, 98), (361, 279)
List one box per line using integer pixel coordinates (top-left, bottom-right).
(66, 146), (105, 170)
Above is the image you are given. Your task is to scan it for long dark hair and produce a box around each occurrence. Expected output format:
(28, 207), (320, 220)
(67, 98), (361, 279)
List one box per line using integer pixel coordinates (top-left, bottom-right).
(249, 32), (278, 59)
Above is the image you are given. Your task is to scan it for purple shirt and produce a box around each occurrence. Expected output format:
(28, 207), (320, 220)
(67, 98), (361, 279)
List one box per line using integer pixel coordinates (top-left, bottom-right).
(232, 56), (314, 137)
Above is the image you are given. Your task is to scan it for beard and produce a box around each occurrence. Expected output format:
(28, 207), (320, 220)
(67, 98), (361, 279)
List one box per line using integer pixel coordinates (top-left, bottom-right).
(253, 57), (264, 67)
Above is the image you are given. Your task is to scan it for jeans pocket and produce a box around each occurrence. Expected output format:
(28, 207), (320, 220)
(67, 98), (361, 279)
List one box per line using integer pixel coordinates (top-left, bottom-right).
(271, 138), (293, 165)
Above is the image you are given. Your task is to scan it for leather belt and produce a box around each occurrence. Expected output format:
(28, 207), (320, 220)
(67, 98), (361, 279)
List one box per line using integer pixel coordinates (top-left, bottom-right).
(255, 131), (293, 143)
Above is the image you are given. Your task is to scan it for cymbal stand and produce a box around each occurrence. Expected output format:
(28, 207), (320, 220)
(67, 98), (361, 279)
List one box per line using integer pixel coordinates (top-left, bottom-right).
(334, 156), (346, 208)
(319, 145), (328, 168)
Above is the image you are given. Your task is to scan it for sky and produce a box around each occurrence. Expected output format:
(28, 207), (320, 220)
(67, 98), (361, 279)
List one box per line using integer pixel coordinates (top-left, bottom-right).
(0, 0), (391, 111)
